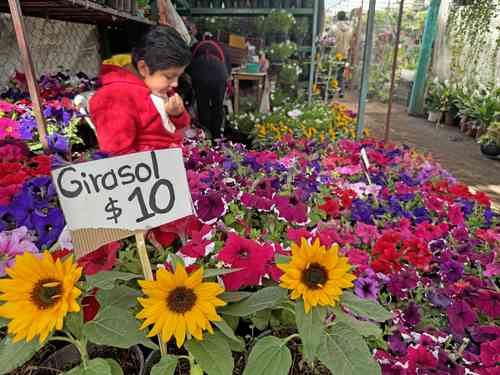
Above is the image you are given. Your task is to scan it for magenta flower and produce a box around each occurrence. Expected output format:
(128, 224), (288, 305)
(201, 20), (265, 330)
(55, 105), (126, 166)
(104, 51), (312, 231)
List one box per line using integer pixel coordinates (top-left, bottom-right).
(287, 227), (312, 245)
(355, 222), (379, 244)
(0, 226), (39, 276)
(195, 191), (227, 225)
(480, 338), (500, 367)
(0, 118), (20, 140)
(180, 225), (214, 259)
(407, 345), (438, 374)
(240, 193), (273, 212)
(0, 101), (15, 113)
(448, 301), (477, 334)
(476, 290), (500, 319)
(273, 194), (309, 225)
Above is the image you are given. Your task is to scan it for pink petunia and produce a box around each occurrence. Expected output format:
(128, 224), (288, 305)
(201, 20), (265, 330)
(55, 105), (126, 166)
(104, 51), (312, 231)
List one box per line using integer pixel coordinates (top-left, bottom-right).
(448, 204), (465, 226)
(0, 226), (39, 276)
(287, 227), (312, 245)
(355, 222), (379, 244)
(180, 225), (214, 259)
(0, 101), (15, 113)
(0, 118), (20, 140)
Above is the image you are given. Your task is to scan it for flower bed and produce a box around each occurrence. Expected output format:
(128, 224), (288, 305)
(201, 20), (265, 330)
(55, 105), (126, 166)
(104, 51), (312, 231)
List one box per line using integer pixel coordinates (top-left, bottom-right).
(0, 76), (499, 375)
(230, 101), (361, 148)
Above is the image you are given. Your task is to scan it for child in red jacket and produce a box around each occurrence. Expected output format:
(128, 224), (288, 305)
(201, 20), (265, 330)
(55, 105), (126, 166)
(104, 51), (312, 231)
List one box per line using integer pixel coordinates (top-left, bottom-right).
(90, 26), (192, 156)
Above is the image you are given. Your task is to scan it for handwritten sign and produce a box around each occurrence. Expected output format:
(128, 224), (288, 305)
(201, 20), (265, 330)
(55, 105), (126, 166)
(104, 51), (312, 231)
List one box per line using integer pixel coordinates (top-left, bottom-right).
(52, 149), (193, 256)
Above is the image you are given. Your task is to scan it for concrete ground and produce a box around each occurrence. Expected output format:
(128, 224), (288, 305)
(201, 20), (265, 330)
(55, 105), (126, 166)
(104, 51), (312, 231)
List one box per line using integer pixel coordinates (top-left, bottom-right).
(341, 97), (500, 210)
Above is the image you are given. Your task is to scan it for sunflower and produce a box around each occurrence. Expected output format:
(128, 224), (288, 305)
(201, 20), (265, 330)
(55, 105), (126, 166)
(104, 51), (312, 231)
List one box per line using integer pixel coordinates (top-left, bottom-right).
(278, 238), (356, 313)
(137, 264), (226, 348)
(0, 251), (82, 343)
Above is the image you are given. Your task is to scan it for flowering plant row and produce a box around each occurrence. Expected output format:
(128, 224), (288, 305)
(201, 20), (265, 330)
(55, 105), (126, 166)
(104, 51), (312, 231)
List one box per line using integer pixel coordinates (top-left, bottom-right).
(0, 71), (97, 154)
(0, 75), (499, 374)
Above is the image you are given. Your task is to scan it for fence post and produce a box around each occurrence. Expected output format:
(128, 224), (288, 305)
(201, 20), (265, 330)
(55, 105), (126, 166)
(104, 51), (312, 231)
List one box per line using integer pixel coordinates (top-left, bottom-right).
(355, 0), (377, 140)
(408, 0), (441, 115)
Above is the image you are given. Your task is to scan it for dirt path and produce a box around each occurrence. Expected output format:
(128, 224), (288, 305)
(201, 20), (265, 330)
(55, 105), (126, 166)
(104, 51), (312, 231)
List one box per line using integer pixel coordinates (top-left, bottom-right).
(340, 97), (500, 210)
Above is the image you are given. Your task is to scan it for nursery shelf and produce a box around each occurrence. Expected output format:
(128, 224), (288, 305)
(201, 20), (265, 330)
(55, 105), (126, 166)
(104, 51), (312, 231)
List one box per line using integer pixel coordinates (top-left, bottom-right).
(0, 0), (155, 25)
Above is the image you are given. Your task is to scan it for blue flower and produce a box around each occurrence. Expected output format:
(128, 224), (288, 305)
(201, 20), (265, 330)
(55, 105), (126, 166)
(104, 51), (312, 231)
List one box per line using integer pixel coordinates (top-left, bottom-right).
(48, 133), (70, 154)
(33, 207), (65, 249)
(351, 199), (373, 224)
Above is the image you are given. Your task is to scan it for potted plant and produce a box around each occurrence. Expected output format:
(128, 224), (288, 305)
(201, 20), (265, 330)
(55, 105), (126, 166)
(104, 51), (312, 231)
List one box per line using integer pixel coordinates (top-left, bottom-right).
(263, 10), (296, 43)
(266, 41), (298, 63)
(0, 251), (153, 374)
(479, 121), (500, 159)
(425, 79), (444, 123)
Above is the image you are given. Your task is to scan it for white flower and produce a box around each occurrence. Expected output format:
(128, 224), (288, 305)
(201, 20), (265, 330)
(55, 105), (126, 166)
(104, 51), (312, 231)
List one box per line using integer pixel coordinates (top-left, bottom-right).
(288, 109), (303, 119)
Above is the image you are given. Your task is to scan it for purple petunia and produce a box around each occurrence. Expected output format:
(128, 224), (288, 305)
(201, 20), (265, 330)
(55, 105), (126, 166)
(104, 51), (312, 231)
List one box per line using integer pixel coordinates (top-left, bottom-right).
(0, 226), (39, 276)
(447, 301), (477, 335)
(195, 191), (227, 225)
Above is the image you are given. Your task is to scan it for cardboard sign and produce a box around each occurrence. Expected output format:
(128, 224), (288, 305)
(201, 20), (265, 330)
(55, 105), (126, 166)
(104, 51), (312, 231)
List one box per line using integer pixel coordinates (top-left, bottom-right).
(360, 147), (372, 185)
(52, 149), (193, 257)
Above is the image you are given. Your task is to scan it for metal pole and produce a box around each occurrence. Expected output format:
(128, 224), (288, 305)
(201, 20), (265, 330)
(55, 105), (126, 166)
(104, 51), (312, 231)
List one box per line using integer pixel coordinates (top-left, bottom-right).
(308, 0), (319, 104)
(384, 0), (405, 142)
(355, 0), (377, 139)
(8, 0), (48, 151)
(408, 0), (441, 115)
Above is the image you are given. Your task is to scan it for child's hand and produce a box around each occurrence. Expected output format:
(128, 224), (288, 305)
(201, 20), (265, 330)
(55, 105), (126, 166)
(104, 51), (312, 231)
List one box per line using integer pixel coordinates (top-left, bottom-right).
(165, 94), (185, 117)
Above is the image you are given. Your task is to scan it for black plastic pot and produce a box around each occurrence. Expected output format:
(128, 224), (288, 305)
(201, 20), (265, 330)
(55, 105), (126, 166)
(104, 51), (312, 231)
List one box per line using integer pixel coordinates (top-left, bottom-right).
(40, 344), (144, 375)
(480, 143), (500, 159)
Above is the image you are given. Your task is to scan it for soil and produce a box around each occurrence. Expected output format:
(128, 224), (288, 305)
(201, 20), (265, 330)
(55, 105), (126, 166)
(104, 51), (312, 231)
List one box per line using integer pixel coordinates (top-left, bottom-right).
(340, 95), (500, 210)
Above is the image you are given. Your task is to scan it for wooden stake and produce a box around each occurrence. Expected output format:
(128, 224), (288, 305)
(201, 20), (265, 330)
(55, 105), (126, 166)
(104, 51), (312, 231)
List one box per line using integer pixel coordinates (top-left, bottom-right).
(384, 0), (405, 143)
(8, 0), (48, 151)
(135, 231), (167, 356)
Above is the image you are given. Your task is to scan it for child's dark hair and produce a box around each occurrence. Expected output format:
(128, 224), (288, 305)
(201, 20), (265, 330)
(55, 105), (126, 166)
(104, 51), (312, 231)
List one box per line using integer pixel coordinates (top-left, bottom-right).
(132, 26), (192, 73)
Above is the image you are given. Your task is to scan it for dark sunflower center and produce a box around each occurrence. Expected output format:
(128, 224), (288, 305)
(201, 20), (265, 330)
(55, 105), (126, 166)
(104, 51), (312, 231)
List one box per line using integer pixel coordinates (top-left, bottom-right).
(166, 286), (197, 314)
(31, 278), (63, 309)
(302, 263), (328, 289)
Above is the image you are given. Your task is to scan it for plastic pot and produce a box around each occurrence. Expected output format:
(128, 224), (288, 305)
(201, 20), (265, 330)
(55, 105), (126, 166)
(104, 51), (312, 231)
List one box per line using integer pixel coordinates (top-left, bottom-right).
(428, 111), (442, 123)
(40, 344), (144, 375)
(480, 142), (500, 159)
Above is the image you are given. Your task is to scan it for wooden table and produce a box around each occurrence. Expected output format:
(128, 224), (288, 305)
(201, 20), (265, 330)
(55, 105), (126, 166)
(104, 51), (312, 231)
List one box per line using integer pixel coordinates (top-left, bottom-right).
(232, 71), (267, 113)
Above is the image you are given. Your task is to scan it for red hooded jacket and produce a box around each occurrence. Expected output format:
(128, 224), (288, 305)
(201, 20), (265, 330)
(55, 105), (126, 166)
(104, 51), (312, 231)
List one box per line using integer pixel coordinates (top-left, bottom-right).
(89, 65), (190, 156)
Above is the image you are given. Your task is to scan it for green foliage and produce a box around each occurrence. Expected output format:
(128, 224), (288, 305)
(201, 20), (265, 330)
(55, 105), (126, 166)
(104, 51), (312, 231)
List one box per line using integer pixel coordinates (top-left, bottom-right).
(263, 10), (296, 34)
(266, 41), (298, 62)
(318, 323), (382, 375)
(186, 332), (234, 375)
(82, 306), (156, 349)
(242, 336), (292, 375)
(85, 271), (140, 290)
(340, 291), (393, 322)
(295, 301), (327, 363)
(150, 355), (178, 375)
(220, 286), (288, 317)
(0, 337), (41, 375)
(64, 358), (112, 375)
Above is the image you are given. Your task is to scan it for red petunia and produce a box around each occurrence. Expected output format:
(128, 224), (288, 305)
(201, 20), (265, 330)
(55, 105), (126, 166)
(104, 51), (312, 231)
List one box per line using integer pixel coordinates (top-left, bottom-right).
(407, 345), (438, 375)
(217, 233), (274, 291)
(319, 198), (340, 218)
(82, 290), (100, 322)
(51, 248), (72, 261)
(77, 241), (122, 276)
(403, 238), (432, 271)
(27, 155), (52, 176)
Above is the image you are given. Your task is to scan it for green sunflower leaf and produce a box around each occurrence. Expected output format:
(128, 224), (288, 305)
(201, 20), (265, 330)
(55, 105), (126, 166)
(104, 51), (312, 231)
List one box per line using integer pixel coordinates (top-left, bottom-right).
(332, 308), (383, 337)
(318, 322), (382, 375)
(186, 332), (234, 375)
(82, 306), (156, 350)
(0, 317), (8, 328)
(340, 291), (392, 322)
(219, 291), (252, 303)
(150, 355), (178, 375)
(220, 287), (288, 317)
(65, 310), (84, 339)
(86, 271), (140, 290)
(96, 286), (141, 309)
(104, 359), (124, 375)
(214, 319), (244, 346)
(0, 336), (41, 375)
(203, 268), (242, 279)
(242, 336), (292, 375)
(295, 300), (327, 364)
(64, 358), (112, 375)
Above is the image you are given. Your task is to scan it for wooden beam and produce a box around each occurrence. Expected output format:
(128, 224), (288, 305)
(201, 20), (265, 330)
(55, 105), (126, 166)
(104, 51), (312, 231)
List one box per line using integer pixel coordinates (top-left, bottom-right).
(8, 0), (48, 151)
(182, 8), (314, 16)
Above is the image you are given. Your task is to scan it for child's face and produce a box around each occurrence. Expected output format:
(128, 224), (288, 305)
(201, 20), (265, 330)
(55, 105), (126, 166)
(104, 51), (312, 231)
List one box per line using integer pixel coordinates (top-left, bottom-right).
(138, 61), (186, 97)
